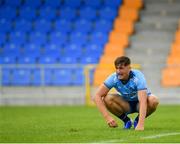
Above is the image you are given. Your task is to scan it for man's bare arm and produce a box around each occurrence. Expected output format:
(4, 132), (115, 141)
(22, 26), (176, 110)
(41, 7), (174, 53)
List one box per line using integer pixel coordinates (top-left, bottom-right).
(135, 90), (147, 131)
(93, 84), (118, 127)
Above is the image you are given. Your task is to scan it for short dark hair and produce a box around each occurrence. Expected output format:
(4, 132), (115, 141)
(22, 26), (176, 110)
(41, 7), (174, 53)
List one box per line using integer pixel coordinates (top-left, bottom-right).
(114, 56), (131, 67)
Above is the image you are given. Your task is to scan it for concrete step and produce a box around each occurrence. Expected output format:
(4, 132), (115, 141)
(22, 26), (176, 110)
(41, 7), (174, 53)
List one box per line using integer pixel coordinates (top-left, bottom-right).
(135, 21), (177, 32)
(145, 0), (180, 4)
(144, 3), (180, 12)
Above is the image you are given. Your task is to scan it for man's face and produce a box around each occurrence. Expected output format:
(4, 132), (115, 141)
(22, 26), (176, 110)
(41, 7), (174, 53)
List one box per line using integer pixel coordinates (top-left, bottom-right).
(115, 64), (131, 80)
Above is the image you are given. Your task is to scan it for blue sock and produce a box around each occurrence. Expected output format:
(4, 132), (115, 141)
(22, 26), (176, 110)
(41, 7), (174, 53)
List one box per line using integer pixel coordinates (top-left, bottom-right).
(135, 114), (139, 122)
(118, 113), (130, 124)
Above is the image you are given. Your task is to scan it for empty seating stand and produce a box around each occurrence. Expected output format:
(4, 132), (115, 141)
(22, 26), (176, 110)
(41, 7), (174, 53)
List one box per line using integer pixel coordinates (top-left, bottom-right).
(0, 0), (125, 86)
(162, 19), (180, 87)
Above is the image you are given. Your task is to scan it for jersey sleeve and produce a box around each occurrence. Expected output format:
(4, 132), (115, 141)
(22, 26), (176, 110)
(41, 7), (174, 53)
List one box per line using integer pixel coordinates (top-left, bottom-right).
(136, 71), (148, 91)
(103, 73), (115, 90)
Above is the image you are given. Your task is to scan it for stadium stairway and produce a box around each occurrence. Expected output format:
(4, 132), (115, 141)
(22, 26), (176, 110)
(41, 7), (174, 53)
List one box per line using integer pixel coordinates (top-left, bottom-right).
(126, 0), (180, 103)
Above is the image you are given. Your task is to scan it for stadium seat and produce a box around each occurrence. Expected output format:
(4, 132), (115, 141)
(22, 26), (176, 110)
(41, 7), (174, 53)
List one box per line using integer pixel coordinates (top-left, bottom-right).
(31, 68), (41, 86)
(44, 68), (54, 85)
(59, 7), (77, 20)
(53, 68), (72, 85)
(38, 7), (57, 21)
(11, 68), (31, 86)
(0, 55), (17, 64)
(0, 6), (17, 20)
(23, 0), (42, 8)
(72, 68), (85, 85)
(2, 68), (13, 85)
(63, 0), (82, 8)
(89, 32), (109, 46)
(0, 19), (12, 33)
(73, 19), (92, 34)
(17, 55), (37, 64)
(79, 56), (99, 64)
(79, 7), (97, 21)
(3, 43), (22, 56)
(103, 0), (122, 8)
(9, 31), (26, 45)
(23, 43), (42, 57)
(93, 19), (113, 33)
(84, 44), (104, 57)
(4, 0), (22, 7)
(43, 0), (62, 8)
(54, 19), (72, 33)
(34, 19), (52, 33)
(0, 33), (7, 45)
(69, 32), (88, 45)
(14, 19), (32, 33)
(113, 18), (134, 35)
(28, 32), (47, 46)
(38, 54), (59, 64)
(83, 0), (102, 8)
(49, 32), (67, 45)
(98, 7), (118, 21)
(19, 7), (37, 20)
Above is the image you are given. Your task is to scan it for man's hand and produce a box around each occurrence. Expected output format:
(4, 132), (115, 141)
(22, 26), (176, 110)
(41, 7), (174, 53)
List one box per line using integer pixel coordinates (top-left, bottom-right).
(106, 116), (118, 128)
(135, 124), (144, 131)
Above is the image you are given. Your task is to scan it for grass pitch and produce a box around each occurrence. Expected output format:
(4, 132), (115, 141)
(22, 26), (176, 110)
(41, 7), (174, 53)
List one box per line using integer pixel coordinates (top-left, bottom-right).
(0, 105), (180, 143)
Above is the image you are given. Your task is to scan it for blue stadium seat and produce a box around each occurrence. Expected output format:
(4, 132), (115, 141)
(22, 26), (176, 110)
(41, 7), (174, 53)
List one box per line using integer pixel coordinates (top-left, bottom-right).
(9, 31), (26, 45)
(23, 43), (42, 56)
(63, 43), (83, 56)
(69, 32), (88, 45)
(3, 43), (22, 56)
(43, 0), (63, 8)
(0, 55), (17, 64)
(38, 54), (59, 64)
(23, 0), (43, 8)
(43, 44), (62, 55)
(72, 68), (84, 85)
(0, 6), (17, 20)
(11, 68), (31, 86)
(60, 55), (79, 64)
(28, 32), (47, 45)
(31, 68), (41, 86)
(99, 7), (118, 21)
(54, 19), (72, 33)
(38, 7), (57, 21)
(0, 33), (6, 45)
(63, 0), (82, 8)
(93, 19), (113, 33)
(73, 19), (92, 34)
(53, 68), (72, 85)
(44, 68), (54, 85)
(17, 55), (37, 64)
(0, 19), (12, 33)
(49, 32), (67, 45)
(59, 7), (76, 20)
(4, 0), (22, 7)
(89, 32), (108, 46)
(103, 0), (122, 8)
(19, 7), (37, 20)
(34, 19), (52, 33)
(79, 7), (97, 20)
(14, 19), (32, 33)
(83, 0), (102, 8)
(79, 56), (99, 64)
(2, 68), (13, 86)
(84, 44), (104, 56)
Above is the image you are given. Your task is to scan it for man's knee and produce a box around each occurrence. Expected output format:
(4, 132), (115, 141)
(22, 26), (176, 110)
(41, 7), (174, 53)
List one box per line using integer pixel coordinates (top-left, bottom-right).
(104, 94), (115, 107)
(148, 95), (159, 109)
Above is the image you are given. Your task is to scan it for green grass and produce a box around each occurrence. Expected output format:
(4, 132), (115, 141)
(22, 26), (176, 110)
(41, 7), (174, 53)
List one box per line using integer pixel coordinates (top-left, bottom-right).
(0, 105), (180, 143)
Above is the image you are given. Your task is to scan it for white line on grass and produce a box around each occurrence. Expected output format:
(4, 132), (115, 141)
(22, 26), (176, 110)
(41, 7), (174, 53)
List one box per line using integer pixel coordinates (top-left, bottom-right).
(142, 132), (180, 139)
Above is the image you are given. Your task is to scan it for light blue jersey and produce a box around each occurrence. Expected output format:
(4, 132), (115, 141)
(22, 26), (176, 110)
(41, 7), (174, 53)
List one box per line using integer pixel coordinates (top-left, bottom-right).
(104, 69), (151, 101)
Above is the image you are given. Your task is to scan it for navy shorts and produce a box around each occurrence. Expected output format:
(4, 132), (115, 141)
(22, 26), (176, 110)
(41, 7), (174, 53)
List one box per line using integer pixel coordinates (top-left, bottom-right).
(126, 101), (139, 114)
